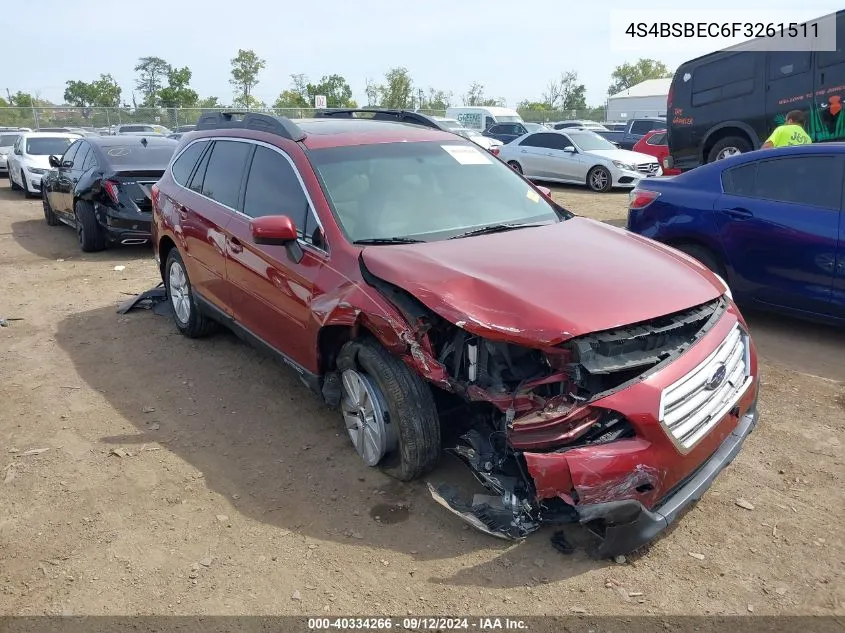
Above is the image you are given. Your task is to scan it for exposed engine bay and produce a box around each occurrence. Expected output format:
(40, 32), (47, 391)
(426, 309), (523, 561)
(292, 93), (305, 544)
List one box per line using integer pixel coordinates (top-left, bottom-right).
(361, 258), (728, 552)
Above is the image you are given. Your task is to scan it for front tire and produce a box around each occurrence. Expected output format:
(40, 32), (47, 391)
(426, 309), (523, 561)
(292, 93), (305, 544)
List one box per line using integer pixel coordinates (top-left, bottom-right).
(75, 200), (106, 252)
(9, 170), (20, 191)
(587, 165), (612, 192)
(43, 189), (59, 226)
(20, 170), (34, 197)
(336, 338), (441, 481)
(164, 248), (216, 338)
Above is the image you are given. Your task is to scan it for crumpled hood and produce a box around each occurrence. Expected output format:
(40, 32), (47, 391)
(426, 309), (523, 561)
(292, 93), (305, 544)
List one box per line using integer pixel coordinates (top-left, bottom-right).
(361, 217), (723, 346)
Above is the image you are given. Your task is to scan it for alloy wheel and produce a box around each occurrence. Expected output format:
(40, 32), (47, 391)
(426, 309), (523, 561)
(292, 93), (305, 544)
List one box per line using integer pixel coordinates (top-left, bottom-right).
(168, 261), (192, 325)
(340, 369), (395, 466)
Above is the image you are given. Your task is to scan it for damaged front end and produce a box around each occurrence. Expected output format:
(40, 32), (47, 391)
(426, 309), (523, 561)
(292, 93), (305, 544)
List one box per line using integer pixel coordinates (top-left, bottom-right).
(402, 285), (731, 554)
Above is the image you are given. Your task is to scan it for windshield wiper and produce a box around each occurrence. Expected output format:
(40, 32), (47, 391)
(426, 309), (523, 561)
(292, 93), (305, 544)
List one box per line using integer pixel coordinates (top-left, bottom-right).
(448, 222), (544, 240)
(353, 237), (425, 245)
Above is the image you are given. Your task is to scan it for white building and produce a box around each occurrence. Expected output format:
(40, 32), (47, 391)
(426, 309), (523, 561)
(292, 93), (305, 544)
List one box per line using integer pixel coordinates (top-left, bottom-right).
(606, 78), (671, 121)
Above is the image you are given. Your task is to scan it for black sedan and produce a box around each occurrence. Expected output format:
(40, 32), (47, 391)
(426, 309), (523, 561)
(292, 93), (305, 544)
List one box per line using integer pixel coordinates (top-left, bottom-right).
(41, 135), (178, 252)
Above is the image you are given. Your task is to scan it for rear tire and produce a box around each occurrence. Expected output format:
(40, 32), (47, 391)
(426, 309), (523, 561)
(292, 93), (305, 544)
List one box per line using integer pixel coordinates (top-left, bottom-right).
(507, 161), (523, 174)
(164, 248), (217, 338)
(336, 338), (441, 482)
(706, 136), (751, 163)
(43, 189), (59, 226)
(675, 243), (727, 280)
(75, 200), (106, 252)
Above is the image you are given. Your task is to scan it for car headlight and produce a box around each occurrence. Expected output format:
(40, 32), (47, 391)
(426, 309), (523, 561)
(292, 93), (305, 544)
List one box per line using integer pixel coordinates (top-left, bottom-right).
(26, 167), (46, 175)
(712, 273), (733, 300)
(612, 160), (634, 171)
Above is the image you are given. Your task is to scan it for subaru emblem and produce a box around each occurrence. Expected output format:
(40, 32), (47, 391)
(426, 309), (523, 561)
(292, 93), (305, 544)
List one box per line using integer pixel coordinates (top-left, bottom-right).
(705, 363), (727, 391)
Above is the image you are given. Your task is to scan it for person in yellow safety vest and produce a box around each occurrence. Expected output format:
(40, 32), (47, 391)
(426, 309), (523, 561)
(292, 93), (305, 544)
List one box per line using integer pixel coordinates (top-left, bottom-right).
(762, 110), (812, 148)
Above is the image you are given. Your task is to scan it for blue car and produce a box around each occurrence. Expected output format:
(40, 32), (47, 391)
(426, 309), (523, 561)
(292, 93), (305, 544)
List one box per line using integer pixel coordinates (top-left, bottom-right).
(626, 144), (845, 325)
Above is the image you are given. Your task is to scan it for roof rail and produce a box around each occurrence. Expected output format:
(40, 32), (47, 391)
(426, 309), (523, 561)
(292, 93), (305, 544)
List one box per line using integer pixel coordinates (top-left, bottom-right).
(194, 111), (306, 142)
(313, 108), (447, 131)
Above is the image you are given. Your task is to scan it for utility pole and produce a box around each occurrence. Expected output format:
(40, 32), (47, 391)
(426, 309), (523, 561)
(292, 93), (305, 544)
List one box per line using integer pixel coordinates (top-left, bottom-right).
(418, 88), (424, 112)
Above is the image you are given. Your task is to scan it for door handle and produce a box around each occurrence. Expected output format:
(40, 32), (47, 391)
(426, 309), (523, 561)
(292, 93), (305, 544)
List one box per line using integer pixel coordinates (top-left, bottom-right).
(229, 237), (243, 254)
(723, 207), (753, 219)
(821, 72), (825, 84)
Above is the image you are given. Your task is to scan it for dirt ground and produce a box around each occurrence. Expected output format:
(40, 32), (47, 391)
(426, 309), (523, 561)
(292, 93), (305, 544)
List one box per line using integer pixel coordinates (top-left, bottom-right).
(0, 181), (843, 617)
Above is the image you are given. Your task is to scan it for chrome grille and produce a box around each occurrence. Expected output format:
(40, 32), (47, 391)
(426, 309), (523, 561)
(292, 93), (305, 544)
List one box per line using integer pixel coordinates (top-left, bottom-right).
(658, 324), (752, 451)
(636, 163), (660, 175)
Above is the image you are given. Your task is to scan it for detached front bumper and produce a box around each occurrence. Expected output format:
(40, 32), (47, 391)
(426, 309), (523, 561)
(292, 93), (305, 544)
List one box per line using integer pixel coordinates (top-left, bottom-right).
(578, 392), (759, 557)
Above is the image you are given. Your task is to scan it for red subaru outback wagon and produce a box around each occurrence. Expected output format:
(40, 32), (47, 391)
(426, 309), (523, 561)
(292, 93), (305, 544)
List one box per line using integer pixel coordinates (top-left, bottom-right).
(151, 110), (760, 557)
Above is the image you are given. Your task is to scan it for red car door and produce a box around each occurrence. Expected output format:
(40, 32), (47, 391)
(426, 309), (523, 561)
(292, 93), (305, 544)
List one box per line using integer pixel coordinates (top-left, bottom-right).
(224, 143), (329, 370)
(177, 139), (252, 315)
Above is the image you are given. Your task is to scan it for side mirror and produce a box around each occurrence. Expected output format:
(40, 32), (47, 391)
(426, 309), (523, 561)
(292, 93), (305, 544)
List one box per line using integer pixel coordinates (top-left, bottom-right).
(49, 155), (61, 168)
(563, 146), (576, 153)
(536, 186), (552, 198)
(250, 215), (303, 263)
(61, 160), (74, 169)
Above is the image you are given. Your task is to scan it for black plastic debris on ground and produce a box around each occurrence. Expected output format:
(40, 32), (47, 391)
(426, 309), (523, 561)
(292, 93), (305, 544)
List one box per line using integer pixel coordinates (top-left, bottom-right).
(116, 283), (171, 316)
(551, 530), (575, 554)
(0, 317), (24, 327)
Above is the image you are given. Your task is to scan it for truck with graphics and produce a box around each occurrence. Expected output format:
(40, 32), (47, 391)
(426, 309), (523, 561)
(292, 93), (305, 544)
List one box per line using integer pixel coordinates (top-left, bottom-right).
(665, 9), (845, 172)
(445, 106), (523, 132)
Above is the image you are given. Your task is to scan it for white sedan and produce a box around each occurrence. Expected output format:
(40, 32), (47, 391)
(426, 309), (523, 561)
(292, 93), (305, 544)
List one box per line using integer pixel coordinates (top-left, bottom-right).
(497, 128), (661, 193)
(7, 132), (79, 196)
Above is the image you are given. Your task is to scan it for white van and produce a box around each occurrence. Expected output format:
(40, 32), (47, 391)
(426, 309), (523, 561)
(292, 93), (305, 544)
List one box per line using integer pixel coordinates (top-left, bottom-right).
(445, 106), (523, 132)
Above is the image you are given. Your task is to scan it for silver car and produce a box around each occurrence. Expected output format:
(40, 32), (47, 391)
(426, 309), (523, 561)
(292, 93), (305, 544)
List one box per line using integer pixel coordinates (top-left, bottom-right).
(497, 129), (660, 193)
(0, 132), (22, 173)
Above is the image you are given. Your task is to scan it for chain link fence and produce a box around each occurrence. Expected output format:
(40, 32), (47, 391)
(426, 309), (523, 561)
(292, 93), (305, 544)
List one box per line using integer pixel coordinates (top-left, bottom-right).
(0, 105), (612, 132)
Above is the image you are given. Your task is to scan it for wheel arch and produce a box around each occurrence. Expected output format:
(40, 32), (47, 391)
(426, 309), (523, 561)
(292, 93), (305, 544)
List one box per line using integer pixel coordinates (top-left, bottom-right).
(157, 235), (178, 280)
(701, 122), (760, 164)
(661, 237), (731, 281)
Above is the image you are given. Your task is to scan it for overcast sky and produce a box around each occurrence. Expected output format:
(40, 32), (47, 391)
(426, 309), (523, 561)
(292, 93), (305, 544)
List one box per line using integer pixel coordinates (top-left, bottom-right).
(7, 0), (841, 108)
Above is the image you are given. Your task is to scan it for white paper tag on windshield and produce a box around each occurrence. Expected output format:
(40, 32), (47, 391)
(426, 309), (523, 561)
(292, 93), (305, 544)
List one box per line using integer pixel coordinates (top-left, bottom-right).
(442, 144), (492, 165)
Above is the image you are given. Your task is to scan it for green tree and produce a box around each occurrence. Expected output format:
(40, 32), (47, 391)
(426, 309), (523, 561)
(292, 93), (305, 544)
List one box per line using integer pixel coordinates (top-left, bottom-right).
(230, 49), (265, 108)
(134, 56), (171, 106)
(541, 71), (586, 111)
(9, 91), (36, 108)
(462, 82), (503, 107)
(90, 74), (122, 107)
(378, 67), (413, 108)
(364, 78), (380, 106)
(159, 66), (199, 108)
(608, 58), (672, 96)
(424, 88), (452, 111)
(197, 96), (221, 109)
(307, 74), (354, 108)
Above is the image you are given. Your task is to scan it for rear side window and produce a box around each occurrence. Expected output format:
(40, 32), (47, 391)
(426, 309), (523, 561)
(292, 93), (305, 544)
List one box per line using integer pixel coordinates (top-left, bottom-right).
(198, 140), (252, 209)
(242, 146), (309, 230)
(647, 132), (667, 145)
(630, 120), (654, 135)
(691, 53), (756, 107)
(171, 140), (209, 187)
(520, 133), (565, 149)
(722, 163), (757, 196)
(83, 147), (97, 170)
(724, 156), (843, 209)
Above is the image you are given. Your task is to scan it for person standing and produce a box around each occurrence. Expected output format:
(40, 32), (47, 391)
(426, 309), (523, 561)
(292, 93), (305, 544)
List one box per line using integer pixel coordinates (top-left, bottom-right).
(762, 110), (813, 148)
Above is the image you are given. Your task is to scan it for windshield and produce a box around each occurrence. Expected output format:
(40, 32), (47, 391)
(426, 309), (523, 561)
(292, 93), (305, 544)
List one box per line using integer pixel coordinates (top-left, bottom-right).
(26, 137), (75, 155)
(524, 123), (545, 132)
(0, 134), (20, 147)
(567, 132), (618, 151)
(310, 141), (564, 243)
(120, 125), (152, 132)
